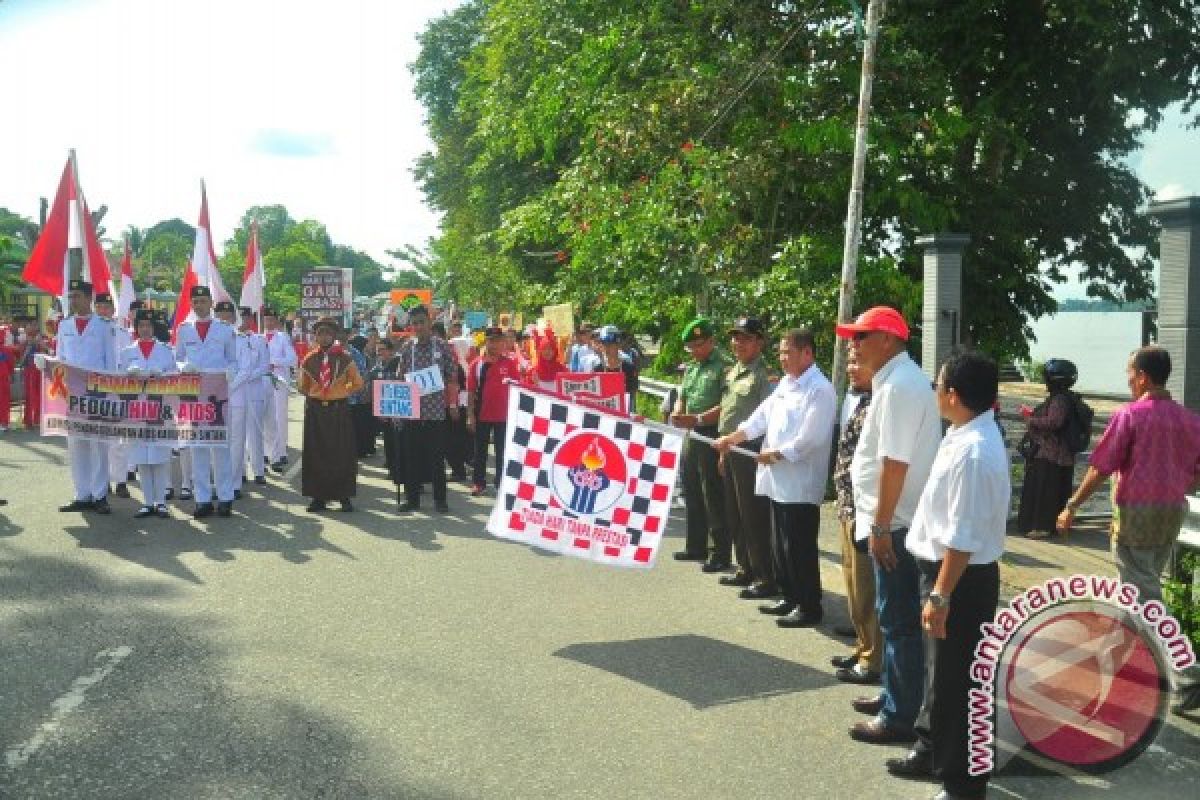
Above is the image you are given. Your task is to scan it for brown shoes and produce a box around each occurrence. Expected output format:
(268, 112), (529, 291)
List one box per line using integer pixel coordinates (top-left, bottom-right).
(851, 695), (884, 715)
(849, 718), (916, 745)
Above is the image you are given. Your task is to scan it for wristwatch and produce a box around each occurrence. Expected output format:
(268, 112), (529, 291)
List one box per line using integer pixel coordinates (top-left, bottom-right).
(929, 592), (950, 610)
(869, 522), (890, 538)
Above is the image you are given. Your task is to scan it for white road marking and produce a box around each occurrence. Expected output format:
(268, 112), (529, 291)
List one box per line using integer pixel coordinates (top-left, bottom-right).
(4, 646), (133, 770)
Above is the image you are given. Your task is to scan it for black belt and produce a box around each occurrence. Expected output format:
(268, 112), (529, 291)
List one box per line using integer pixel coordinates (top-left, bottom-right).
(307, 398), (347, 407)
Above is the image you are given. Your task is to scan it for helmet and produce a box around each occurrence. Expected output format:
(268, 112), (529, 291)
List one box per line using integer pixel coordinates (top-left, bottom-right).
(1043, 358), (1078, 388)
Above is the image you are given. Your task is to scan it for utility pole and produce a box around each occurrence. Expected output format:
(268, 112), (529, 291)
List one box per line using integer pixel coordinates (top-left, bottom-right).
(830, 0), (886, 400)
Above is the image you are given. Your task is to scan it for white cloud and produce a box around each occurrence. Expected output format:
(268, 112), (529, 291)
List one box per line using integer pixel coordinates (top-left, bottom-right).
(0, 0), (461, 267)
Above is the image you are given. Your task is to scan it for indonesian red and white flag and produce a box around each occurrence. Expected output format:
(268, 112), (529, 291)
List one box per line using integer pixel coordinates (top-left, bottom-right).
(193, 181), (232, 304)
(172, 259), (200, 337)
(116, 237), (137, 328)
(239, 220), (266, 330)
(21, 155), (113, 298)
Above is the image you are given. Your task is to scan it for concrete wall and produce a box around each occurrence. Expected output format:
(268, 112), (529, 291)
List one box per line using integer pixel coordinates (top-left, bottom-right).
(1025, 311), (1145, 395)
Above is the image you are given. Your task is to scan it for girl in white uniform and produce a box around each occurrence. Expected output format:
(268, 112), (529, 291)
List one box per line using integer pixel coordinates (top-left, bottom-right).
(118, 309), (179, 518)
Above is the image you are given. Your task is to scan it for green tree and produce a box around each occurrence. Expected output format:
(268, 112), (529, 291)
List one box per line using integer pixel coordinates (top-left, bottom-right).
(412, 0), (1200, 364)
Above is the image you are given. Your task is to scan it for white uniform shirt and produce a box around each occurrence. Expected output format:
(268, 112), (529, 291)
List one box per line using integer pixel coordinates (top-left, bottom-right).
(737, 363), (836, 504)
(263, 328), (298, 377)
(230, 332), (270, 406)
(906, 410), (1011, 565)
(851, 352), (942, 541)
(175, 315), (237, 371)
(117, 340), (179, 465)
(57, 314), (117, 370)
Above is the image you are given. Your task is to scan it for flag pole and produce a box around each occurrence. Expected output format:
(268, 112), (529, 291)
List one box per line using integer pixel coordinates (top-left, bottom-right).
(830, 0), (886, 403)
(65, 149), (88, 309)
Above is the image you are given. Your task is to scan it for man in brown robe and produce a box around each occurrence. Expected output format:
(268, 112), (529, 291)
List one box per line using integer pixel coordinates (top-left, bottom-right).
(297, 317), (364, 512)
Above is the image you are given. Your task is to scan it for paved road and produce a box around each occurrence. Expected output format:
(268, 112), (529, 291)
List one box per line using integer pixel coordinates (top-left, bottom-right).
(1, 401), (1197, 799)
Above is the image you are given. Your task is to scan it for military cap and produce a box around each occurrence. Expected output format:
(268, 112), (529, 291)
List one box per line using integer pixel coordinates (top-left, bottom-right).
(680, 317), (715, 344)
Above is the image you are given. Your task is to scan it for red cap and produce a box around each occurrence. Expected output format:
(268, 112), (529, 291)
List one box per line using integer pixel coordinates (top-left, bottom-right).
(834, 306), (910, 341)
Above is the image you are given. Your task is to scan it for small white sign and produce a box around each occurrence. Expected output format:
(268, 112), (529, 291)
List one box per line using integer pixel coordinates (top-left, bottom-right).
(405, 365), (445, 393)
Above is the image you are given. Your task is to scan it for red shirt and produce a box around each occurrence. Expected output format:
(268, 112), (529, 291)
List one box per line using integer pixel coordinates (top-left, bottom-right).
(467, 355), (521, 423)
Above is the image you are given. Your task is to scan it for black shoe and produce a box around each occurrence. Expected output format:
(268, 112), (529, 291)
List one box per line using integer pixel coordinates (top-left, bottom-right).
(398, 501), (420, 512)
(155, 505), (170, 518)
(833, 624), (857, 638)
(254, 476), (267, 486)
(134, 506), (154, 519)
(1172, 684), (1200, 716)
(701, 559), (732, 573)
(233, 489), (243, 500)
(264, 456), (270, 466)
(216, 502), (233, 517)
(180, 488), (193, 501)
(279, 457), (289, 466)
(340, 499), (354, 512)
(270, 461), (285, 474)
(165, 488), (175, 501)
(306, 500), (327, 512)
(91, 498), (112, 515)
(849, 719), (916, 745)
(777, 609), (823, 628)
(435, 502), (449, 513)
(719, 572), (753, 587)
(59, 499), (93, 512)
(193, 503), (214, 519)
(836, 665), (881, 684)
(127, 470), (137, 482)
(759, 600), (796, 616)
(852, 695), (885, 715)
(831, 654), (858, 669)
(739, 583), (779, 600)
(114, 483), (130, 498)
(885, 750), (935, 780)
(673, 551), (707, 562)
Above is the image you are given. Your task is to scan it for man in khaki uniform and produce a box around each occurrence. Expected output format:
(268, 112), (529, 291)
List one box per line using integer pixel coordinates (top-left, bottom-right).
(715, 317), (776, 596)
(670, 317), (731, 570)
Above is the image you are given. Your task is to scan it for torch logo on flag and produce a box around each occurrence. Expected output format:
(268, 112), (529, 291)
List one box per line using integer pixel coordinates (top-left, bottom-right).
(551, 432), (627, 516)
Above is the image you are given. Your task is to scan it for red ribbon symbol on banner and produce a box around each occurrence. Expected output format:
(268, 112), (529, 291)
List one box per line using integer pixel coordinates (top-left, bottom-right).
(47, 366), (68, 399)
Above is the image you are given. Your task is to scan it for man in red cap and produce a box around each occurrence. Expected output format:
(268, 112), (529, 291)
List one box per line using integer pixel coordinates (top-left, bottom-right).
(835, 306), (942, 746)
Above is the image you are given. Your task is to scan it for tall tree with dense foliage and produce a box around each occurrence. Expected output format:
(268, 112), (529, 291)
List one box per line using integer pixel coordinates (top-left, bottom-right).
(413, 0), (1199, 363)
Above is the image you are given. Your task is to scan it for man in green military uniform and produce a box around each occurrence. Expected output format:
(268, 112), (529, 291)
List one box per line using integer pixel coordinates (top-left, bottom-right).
(670, 317), (732, 570)
(716, 317), (777, 597)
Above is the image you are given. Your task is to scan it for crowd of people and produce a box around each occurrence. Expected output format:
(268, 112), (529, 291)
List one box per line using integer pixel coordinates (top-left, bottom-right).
(3, 291), (1200, 796)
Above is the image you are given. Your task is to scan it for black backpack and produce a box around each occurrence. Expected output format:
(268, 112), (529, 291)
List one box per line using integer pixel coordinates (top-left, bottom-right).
(1062, 391), (1095, 454)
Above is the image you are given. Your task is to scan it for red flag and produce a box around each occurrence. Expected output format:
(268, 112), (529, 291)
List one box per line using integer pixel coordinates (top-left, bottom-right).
(173, 259), (199, 339)
(193, 181), (232, 304)
(117, 238), (136, 327)
(21, 156), (111, 296)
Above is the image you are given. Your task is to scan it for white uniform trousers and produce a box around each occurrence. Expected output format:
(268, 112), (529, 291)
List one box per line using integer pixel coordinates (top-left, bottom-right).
(263, 381), (290, 462)
(231, 397), (267, 484)
(139, 463), (171, 507)
(108, 442), (129, 485)
(68, 437), (110, 502)
(190, 444), (234, 504)
(178, 449), (193, 491)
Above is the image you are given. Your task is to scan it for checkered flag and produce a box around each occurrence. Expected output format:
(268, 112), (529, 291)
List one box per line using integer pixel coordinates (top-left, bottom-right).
(486, 386), (683, 568)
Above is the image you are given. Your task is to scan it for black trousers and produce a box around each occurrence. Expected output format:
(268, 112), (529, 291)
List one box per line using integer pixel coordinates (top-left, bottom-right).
(721, 448), (773, 584)
(351, 403), (376, 457)
(680, 425), (727, 558)
(472, 421), (506, 490)
(445, 411), (472, 478)
(769, 501), (822, 615)
(915, 558), (999, 798)
(404, 420), (448, 505)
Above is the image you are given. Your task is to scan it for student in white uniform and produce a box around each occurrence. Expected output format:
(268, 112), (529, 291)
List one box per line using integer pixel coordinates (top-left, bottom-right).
(216, 302), (270, 493)
(95, 291), (134, 499)
(175, 285), (238, 518)
(119, 309), (179, 518)
(46, 279), (118, 514)
(261, 307), (297, 472)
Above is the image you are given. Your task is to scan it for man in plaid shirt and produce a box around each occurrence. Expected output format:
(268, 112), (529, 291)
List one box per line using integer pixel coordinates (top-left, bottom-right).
(397, 305), (460, 513)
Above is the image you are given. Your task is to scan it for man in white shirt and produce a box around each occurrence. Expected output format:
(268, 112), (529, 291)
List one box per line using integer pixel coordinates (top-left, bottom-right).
(715, 328), (836, 628)
(889, 351), (1008, 800)
(175, 286), (238, 518)
(217, 303), (271, 493)
(51, 279), (118, 514)
(94, 291), (134, 499)
(837, 306), (942, 745)
(261, 307), (298, 473)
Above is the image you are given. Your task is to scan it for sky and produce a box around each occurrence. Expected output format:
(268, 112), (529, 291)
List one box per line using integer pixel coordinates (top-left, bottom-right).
(0, 0), (1197, 293)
